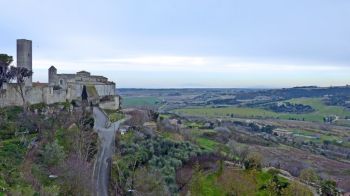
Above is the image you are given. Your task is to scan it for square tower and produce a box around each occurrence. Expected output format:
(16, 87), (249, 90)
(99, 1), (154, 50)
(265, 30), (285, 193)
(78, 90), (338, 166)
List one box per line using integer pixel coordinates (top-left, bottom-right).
(17, 39), (32, 87)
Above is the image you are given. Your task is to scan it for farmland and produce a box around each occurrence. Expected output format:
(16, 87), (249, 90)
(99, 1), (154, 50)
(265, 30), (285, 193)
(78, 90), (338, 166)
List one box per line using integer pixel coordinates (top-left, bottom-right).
(116, 87), (350, 193)
(121, 96), (160, 108)
(175, 97), (350, 123)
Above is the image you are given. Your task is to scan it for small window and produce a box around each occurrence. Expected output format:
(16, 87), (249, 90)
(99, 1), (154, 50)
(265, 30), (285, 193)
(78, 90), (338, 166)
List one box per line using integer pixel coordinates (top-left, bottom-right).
(60, 80), (63, 85)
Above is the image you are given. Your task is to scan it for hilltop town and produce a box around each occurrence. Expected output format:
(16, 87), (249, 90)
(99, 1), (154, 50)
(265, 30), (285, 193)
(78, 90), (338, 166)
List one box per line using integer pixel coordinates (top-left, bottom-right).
(0, 39), (120, 110)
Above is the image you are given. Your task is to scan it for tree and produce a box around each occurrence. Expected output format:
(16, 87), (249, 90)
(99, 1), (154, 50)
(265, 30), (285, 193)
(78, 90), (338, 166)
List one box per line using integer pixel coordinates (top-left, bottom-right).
(190, 164), (210, 196)
(244, 152), (262, 170)
(132, 167), (169, 196)
(60, 155), (95, 195)
(41, 140), (65, 167)
(281, 181), (313, 196)
(320, 180), (338, 196)
(227, 140), (249, 165)
(299, 168), (320, 185)
(0, 54), (14, 89)
(266, 174), (289, 195)
(7, 66), (33, 110)
(0, 54), (15, 107)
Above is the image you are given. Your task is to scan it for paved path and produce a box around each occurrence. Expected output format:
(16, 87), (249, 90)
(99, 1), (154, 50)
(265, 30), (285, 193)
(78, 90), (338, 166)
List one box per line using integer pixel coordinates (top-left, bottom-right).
(93, 107), (124, 196)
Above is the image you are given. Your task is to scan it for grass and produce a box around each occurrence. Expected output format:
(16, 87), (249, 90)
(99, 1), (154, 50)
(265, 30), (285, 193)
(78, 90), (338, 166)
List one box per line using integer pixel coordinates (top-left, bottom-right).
(103, 109), (125, 122)
(0, 106), (23, 121)
(191, 173), (225, 196)
(191, 166), (297, 196)
(121, 96), (160, 108)
(175, 97), (350, 123)
(289, 97), (350, 118)
(86, 85), (98, 97)
(0, 139), (29, 192)
(196, 137), (219, 151)
(289, 129), (350, 147)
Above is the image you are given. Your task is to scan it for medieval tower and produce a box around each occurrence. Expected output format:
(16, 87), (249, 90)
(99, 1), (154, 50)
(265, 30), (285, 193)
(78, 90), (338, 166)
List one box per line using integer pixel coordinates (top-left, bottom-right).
(16, 39), (32, 87)
(48, 65), (57, 85)
(1, 39), (120, 110)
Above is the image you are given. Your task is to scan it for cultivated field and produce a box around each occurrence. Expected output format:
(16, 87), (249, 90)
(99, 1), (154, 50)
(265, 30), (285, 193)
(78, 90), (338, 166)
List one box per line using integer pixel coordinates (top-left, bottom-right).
(175, 98), (350, 123)
(121, 96), (160, 108)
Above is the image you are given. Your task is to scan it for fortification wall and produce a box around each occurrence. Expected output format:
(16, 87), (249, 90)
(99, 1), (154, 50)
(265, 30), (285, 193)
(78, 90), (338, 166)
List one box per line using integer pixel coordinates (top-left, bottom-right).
(27, 87), (44, 104)
(1, 73), (117, 108)
(95, 84), (116, 97)
(0, 84), (23, 107)
(99, 96), (120, 110)
(0, 84), (45, 107)
(43, 87), (67, 104)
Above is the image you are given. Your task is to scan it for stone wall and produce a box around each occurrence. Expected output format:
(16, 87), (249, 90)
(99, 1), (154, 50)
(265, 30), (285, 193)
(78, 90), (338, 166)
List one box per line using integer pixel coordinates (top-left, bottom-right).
(0, 84), (46, 107)
(95, 84), (116, 97)
(99, 96), (120, 110)
(43, 88), (67, 105)
(0, 84), (24, 107)
(0, 84), (69, 107)
(0, 84), (119, 110)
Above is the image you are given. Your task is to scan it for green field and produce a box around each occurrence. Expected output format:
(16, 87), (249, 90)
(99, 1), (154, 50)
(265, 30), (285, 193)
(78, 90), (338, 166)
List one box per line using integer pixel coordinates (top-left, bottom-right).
(175, 98), (350, 122)
(196, 137), (219, 150)
(121, 96), (160, 108)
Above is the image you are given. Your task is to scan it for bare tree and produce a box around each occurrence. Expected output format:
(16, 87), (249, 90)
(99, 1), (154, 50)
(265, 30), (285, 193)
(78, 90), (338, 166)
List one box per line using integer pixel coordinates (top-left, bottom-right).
(7, 66), (33, 110)
(59, 154), (95, 195)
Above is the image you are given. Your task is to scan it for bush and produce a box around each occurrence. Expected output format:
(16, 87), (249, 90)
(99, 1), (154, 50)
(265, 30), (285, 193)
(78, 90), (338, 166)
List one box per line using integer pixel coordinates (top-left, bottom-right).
(41, 140), (65, 167)
(113, 132), (203, 194)
(244, 152), (262, 170)
(299, 168), (320, 185)
(281, 181), (313, 196)
(320, 180), (338, 196)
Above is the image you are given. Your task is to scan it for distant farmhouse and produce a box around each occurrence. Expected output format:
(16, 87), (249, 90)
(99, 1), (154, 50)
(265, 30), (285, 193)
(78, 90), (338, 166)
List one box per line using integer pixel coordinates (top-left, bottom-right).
(0, 39), (120, 109)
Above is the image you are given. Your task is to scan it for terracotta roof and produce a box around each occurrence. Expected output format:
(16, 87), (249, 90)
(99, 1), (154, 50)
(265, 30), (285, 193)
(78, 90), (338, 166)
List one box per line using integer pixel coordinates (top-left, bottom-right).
(33, 82), (48, 87)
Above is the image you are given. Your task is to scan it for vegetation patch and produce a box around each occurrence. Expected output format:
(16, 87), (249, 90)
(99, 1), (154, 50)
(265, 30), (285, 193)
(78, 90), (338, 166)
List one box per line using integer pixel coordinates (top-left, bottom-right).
(196, 137), (219, 151)
(189, 165), (312, 196)
(175, 97), (350, 122)
(111, 130), (203, 194)
(121, 96), (160, 108)
(103, 109), (124, 122)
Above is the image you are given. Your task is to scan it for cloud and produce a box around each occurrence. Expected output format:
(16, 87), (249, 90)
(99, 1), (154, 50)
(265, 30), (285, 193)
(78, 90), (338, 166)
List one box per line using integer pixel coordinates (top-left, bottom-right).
(33, 55), (349, 74)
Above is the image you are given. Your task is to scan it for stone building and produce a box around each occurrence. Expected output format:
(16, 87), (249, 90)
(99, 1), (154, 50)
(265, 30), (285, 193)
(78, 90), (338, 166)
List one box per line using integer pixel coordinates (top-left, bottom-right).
(0, 39), (120, 109)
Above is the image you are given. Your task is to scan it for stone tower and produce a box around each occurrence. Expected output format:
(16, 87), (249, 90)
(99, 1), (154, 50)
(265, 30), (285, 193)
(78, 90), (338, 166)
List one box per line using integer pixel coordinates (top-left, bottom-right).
(48, 66), (57, 85)
(17, 39), (32, 87)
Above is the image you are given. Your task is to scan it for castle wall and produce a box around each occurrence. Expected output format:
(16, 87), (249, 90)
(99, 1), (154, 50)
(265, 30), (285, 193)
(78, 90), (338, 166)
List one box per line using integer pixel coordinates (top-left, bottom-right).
(43, 87), (67, 105)
(0, 84), (70, 107)
(95, 84), (116, 97)
(1, 39), (120, 109)
(0, 84), (45, 107)
(0, 84), (23, 107)
(99, 96), (120, 110)
(27, 87), (45, 104)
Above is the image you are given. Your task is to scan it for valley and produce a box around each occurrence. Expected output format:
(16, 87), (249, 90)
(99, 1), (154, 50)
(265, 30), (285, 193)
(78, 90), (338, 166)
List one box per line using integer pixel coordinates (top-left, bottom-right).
(117, 86), (350, 194)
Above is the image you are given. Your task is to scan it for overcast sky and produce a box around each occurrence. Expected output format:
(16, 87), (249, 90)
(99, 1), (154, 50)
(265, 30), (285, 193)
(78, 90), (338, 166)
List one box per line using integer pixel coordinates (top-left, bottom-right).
(0, 0), (349, 88)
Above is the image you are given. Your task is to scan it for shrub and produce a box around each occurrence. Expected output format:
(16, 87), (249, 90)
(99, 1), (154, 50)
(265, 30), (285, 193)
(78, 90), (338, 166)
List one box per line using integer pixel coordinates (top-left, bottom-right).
(320, 180), (338, 196)
(244, 152), (262, 170)
(299, 168), (320, 185)
(41, 140), (65, 167)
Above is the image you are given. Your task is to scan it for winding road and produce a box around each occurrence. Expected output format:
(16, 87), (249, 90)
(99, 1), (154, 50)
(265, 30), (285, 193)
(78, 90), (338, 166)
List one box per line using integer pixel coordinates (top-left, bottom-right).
(93, 107), (124, 196)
